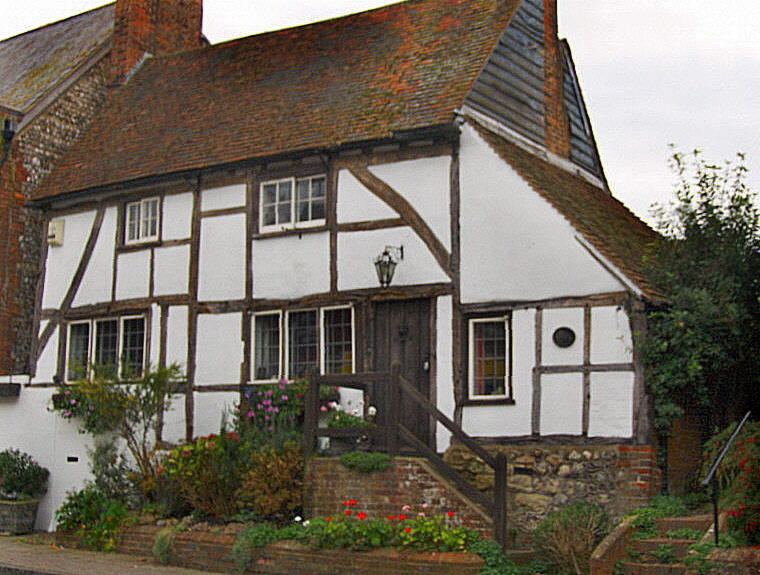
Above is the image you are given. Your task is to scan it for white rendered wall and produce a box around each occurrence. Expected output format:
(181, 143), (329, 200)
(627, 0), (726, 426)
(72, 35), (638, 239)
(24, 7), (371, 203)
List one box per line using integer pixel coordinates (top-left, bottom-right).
(198, 214), (246, 301)
(162, 192), (193, 241)
(436, 296), (454, 451)
(590, 306), (633, 364)
(195, 313), (242, 385)
(0, 389), (93, 531)
(337, 170), (398, 223)
(461, 308), (534, 437)
(32, 321), (58, 383)
(154, 245), (190, 296)
(337, 227), (449, 291)
(253, 233), (330, 299)
(369, 157), (451, 248)
(201, 183), (246, 212)
(459, 124), (624, 302)
(42, 211), (96, 309)
(161, 394), (187, 445)
(149, 304), (160, 366)
(115, 250), (150, 300)
(540, 373), (584, 435)
(542, 307), (584, 366)
(73, 207), (116, 307)
(194, 392), (239, 437)
(588, 372), (634, 437)
(166, 306), (189, 368)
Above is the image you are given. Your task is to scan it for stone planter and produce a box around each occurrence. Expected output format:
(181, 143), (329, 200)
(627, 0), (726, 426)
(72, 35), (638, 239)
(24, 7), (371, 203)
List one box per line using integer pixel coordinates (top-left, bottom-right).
(0, 499), (39, 534)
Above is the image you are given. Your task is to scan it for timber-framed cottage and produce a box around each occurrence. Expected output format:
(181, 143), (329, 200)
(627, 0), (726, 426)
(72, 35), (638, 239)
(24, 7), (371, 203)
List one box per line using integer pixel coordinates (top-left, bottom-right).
(1, 0), (663, 535)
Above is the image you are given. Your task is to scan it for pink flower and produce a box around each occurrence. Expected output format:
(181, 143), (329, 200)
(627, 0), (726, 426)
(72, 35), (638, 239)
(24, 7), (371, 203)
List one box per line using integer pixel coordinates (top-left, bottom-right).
(281, 395), (289, 401)
(401, 505), (411, 511)
(320, 406), (328, 412)
(70, 399), (77, 405)
(417, 512), (425, 517)
(247, 411), (254, 418)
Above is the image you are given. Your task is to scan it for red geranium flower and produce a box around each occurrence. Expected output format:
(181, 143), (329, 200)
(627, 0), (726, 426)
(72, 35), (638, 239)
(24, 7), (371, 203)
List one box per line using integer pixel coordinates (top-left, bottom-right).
(349, 499), (358, 506)
(345, 510), (352, 516)
(326, 516), (333, 522)
(357, 512), (367, 520)
(399, 513), (407, 520)
(404, 527), (412, 533)
(387, 515), (396, 520)
(447, 511), (455, 517)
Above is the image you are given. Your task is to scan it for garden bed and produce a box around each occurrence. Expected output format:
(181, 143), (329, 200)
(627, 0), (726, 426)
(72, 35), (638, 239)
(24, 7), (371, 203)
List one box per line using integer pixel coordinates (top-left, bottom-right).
(57, 523), (484, 575)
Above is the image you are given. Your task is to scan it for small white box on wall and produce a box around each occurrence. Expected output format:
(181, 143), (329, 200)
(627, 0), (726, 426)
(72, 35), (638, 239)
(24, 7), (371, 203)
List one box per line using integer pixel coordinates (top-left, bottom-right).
(47, 220), (65, 246)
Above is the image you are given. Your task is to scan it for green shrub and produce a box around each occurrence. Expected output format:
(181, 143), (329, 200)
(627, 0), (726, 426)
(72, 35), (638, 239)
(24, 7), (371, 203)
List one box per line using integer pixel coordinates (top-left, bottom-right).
(55, 485), (129, 551)
(236, 444), (303, 523)
(469, 538), (538, 575)
(151, 522), (188, 565)
(326, 410), (373, 428)
(305, 515), (396, 551)
(533, 502), (611, 575)
(0, 448), (49, 499)
(339, 451), (392, 473)
(666, 527), (704, 540)
(630, 495), (689, 539)
(702, 420), (759, 545)
(165, 431), (248, 520)
(397, 514), (478, 552)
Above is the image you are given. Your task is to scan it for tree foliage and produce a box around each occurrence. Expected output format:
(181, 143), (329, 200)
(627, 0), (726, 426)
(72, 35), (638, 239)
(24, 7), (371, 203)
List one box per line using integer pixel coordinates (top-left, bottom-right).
(642, 149), (759, 435)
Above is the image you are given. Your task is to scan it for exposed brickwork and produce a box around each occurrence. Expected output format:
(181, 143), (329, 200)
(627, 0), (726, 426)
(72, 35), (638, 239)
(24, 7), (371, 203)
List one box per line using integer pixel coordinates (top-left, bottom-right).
(304, 457), (493, 539)
(445, 443), (662, 543)
(0, 56), (111, 376)
(543, 0), (571, 158)
(111, 0), (203, 85)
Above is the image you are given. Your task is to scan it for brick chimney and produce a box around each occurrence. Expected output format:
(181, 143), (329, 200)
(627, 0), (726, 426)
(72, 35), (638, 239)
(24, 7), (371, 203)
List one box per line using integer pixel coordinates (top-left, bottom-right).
(543, 0), (571, 158)
(110, 0), (203, 85)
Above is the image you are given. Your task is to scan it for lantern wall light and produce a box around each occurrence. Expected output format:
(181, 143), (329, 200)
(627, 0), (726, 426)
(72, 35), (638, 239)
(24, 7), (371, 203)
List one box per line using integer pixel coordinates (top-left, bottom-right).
(374, 245), (404, 287)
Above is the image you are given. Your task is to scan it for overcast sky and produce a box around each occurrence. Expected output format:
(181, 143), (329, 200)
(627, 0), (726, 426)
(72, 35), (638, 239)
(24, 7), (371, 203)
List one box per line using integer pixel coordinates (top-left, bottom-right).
(2, 1), (758, 225)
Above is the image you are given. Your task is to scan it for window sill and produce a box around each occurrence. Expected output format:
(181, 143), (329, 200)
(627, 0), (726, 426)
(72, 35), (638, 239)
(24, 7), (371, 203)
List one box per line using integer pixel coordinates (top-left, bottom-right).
(254, 225), (328, 240)
(462, 397), (515, 407)
(117, 239), (162, 252)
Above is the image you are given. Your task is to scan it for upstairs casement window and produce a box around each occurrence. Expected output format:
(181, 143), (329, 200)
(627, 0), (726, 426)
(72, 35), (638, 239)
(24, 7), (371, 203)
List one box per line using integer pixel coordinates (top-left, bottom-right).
(252, 306), (354, 382)
(125, 197), (160, 244)
(467, 315), (512, 401)
(66, 316), (146, 381)
(260, 175), (326, 232)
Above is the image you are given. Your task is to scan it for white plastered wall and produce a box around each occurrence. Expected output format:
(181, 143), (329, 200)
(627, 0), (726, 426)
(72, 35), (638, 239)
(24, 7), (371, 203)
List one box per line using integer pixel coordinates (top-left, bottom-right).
(201, 184), (246, 212)
(337, 227), (449, 291)
(589, 372), (634, 437)
(198, 214), (246, 301)
(540, 373), (584, 435)
(194, 392), (239, 437)
(162, 192), (193, 241)
(195, 313), (242, 385)
(253, 233), (330, 299)
(337, 170), (398, 223)
(436, 296), (454, 451)
(458, 124), (625, 302)
(590, 306), (633, 364)
(154, 245), (190, 296)
(32, 321), (58, 383)
(542, 307), (584, 365)
(72, 207), (116, 307)
(115, 250), (150, 300)
(42, 211), (96, 309)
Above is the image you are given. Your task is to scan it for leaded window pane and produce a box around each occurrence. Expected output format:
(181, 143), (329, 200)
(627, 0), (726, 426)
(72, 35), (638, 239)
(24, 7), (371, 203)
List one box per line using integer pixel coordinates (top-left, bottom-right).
(121, 318), (145, 378)
(254, 314), (280, 380)
(127, 203), (140, 241)
(472, 321), (506, 396)
(94, 320), (118, 376)
(67, 323), (90, 380)
(288, 311), (318, 378)
(324, 308), (352, 375)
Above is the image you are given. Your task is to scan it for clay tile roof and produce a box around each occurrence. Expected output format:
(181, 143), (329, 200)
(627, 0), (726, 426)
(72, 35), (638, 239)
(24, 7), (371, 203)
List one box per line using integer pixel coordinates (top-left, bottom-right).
(0, 4), (114, 114)
(34, 0), (521, 200)
(471, 119), (661, 299)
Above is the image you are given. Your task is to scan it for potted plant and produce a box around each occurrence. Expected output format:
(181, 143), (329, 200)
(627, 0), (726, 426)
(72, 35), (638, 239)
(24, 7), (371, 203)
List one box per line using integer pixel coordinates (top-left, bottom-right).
(0, 448), (49, 534)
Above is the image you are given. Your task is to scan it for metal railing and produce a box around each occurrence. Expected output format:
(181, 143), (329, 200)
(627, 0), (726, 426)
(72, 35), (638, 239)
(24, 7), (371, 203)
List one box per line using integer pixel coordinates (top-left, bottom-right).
(302, 363), (509, 550)
(700, 410), (752, 545)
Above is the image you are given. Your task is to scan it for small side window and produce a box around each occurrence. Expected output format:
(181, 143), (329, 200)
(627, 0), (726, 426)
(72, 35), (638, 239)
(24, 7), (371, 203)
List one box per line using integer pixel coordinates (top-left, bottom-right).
(125, 197), (160, 244)
(467, 316), (511, 401)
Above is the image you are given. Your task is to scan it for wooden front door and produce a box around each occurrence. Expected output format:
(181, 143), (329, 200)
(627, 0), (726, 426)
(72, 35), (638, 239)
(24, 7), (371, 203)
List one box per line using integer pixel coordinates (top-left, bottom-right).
(371, 298), (433, 450)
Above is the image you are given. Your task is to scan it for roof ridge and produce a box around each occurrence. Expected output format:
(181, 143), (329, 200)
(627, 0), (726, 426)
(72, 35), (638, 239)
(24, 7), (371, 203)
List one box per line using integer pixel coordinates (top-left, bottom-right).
(0, 3), (114, 45)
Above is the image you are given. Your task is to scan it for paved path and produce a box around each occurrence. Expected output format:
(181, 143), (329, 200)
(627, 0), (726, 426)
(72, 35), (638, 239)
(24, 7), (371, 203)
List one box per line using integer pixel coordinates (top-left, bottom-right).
(0, 537), (210, 575)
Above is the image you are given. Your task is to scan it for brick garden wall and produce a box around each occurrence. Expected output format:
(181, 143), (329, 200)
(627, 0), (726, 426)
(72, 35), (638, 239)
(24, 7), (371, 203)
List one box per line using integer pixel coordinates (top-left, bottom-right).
(304, 457), (493, 539)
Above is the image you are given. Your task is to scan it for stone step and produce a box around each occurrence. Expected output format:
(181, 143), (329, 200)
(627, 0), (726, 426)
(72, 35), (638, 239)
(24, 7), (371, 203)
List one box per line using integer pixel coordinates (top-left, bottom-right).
(656, 515), (711, 536)
(620, 561), (687, 575)
(633, 538), (697, 559)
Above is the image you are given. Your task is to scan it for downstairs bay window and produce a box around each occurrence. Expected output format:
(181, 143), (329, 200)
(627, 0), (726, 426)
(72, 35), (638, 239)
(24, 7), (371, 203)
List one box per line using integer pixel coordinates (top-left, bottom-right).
(252, 306), (354, 382)
(467, 315), (512, 402)
(66, 316), (146, 381)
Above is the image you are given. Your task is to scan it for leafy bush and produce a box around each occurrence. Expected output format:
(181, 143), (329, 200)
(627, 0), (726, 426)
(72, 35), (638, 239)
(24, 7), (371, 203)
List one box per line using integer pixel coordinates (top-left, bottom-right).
(666, 527), (704, 540)
(55, 485), (129, 551)
(151, 522), (188, 565)
(533, 502), (611, 575)
(165, 431), (248, 520)
(326, 410), (373, 428)
(469, 538), (544, 575)
(702, 420), (759, 544)
(397, 514), (478, 552)
(630, 495), (689, 540)
(236, 444), (304, 523)
(339, 451), (392, 473)
(0, 448), (49, 499)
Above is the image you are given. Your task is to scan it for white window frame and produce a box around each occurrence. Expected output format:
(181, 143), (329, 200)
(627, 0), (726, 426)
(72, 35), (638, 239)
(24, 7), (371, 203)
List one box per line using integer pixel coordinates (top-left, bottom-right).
(125, 197), (160, 244)
(65, 315), (147, 382)
(252, 311), (283, 383)
(259, 175), (326, 233)
(467, 316), (510, 401)
(320, 305), (356, 376)
(249, 305), (355, 382)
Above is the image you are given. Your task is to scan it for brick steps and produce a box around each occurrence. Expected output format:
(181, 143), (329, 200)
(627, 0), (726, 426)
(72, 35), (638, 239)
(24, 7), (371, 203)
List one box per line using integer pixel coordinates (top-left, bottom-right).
(633, 538), (696, 558)
(619, 561), (687, 575)
(656, 515), (711, 535)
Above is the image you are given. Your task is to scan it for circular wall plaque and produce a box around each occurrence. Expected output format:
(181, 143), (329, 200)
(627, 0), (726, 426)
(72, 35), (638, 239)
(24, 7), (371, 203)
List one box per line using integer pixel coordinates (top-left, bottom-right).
(552, 327), (576, 348)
